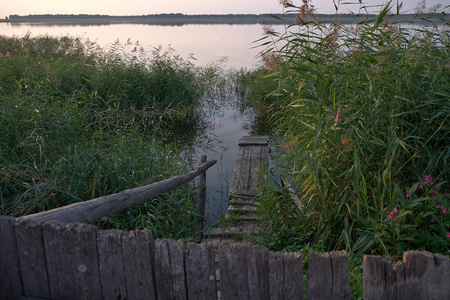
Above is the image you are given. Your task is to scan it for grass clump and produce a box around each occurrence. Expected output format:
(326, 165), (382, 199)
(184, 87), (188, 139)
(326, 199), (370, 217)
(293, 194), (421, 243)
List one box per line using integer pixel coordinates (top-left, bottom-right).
(246, 1), (450, 259)
(0, 34), (208, 239)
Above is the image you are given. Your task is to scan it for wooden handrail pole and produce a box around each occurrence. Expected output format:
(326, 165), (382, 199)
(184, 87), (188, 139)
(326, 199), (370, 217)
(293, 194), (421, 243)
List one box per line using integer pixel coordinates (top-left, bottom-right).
(195, 155), (207, 241)
(20, 159), (217, 224)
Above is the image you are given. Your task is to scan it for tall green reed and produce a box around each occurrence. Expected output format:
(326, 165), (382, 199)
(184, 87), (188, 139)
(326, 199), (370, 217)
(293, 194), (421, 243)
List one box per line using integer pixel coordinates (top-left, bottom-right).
(251, 1), (449, 256)
(0, 34), (208, 239)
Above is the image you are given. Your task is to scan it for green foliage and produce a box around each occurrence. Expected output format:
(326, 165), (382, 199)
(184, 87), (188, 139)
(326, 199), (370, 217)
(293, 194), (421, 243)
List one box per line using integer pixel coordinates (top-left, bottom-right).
(0, 34), (207, 238)
(250, 1), (450, 257)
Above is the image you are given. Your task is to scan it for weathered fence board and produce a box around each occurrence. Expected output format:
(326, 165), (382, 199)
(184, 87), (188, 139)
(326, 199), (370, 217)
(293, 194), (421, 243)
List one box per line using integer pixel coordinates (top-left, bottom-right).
(1, 216), (449, 300)
(268, 251), (285, 299)
(97, 230), (127, 299)
(364, 251), (450, 300)
(121, 229), (156, 300)
(283, 252), (303, 300)
(15, 218), (50, 298)
(247, 245), (270, 300)
(0, 216), (22, 299)
(219, 243), (250, 300)
(363, 255), (398, 300)
(185, 243), (217, 300)
(154, 239), (187, 300)
(219, 243), (303, 300)
(306, 251), (351, 300)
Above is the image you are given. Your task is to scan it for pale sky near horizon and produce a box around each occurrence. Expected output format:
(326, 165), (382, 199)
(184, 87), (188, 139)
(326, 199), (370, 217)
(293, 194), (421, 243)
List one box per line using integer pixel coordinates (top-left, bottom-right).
(1, 0), (447, 17)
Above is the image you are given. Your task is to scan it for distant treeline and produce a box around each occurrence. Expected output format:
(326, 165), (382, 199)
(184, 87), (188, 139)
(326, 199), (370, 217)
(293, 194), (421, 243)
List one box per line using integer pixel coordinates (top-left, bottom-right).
(3, 13), (446, 25)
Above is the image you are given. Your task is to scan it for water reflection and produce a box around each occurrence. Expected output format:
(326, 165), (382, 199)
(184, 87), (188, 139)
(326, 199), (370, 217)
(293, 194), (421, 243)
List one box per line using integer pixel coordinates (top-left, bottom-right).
(0, 22), (272, 68)
(164, 74), (271, 226)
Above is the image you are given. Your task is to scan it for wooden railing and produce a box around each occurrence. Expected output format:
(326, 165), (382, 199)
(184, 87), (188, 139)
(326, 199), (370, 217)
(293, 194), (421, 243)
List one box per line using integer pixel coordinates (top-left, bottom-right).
(20, 156), (216, 237)
(1, 216), (449, 300)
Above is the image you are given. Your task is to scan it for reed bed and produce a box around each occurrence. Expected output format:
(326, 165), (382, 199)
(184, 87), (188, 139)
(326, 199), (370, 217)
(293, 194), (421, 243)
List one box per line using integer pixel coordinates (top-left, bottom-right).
(246, 1), (450, 258)
(0, 34), (212, 239)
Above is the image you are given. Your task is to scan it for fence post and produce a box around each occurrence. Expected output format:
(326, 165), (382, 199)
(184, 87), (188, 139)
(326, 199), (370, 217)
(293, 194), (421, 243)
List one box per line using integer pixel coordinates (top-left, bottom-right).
(195, 155), (207, 241)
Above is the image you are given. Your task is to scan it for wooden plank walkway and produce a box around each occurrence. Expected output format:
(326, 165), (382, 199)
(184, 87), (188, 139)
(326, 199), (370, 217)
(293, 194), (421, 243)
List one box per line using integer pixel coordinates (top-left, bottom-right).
(204, 135), (268, 241)
(229, 135), (269, 198)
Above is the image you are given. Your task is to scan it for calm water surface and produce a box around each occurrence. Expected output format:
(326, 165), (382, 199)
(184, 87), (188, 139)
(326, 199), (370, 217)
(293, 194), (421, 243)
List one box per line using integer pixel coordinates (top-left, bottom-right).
(0, 22), (279, 68)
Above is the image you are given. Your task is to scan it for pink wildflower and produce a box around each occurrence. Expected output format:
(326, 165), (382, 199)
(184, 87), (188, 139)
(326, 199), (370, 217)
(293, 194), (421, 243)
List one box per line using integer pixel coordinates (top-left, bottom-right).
(442, 207), (447, 214)
(447, 232), (450, 239)
(436, 203), (442, 209)
(406, 191), (410, 198)
(387, 206), (398, 219)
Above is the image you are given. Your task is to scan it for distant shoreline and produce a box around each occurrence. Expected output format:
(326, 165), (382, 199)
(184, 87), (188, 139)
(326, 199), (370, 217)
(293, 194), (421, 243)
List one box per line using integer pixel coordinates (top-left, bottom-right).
(2, 13), (447, 26)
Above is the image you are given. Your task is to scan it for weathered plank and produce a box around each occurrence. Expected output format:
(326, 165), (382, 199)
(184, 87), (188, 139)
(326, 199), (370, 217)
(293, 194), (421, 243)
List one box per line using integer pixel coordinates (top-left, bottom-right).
(306, 251), (351, 300)
(330, 250), (351, 299)
(122, 229), (156, 300)
(21, 159), (216, 223)
(229, 143), (246, 194)
(97, 230), (127, 299)
(0, 216), (23, 299)
(43, 222), (102, 300)
(154, 239), (187, 300)
(15, 218), (50, 298)
(219, 243), (249, 300)
(283, 251), (303, 300)
(42, 221), (77, 299)
(185, 243), (217, 300)
(247, 245), (270, 300)
(238, 136), (269, 146)
(363, 255), (398, 300)
(230, 136), (268, 198)
(269, 251), (285, 299)
(195, 155), (207, 241)
(402, 251), (450, 300)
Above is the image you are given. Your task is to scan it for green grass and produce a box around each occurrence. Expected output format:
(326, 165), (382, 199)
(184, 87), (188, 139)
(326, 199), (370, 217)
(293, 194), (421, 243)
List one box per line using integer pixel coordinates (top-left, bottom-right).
(0, 34), (213, 240)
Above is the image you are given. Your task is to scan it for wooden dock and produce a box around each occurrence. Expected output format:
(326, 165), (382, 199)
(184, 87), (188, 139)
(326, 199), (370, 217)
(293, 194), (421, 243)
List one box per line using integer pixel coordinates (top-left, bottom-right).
(204, 136), (268, 241)
(229, 136), (269, 198)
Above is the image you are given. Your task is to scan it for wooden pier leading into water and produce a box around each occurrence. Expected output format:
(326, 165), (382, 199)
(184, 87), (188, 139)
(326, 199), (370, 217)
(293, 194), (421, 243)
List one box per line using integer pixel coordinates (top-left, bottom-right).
(205, 136), (269, 241)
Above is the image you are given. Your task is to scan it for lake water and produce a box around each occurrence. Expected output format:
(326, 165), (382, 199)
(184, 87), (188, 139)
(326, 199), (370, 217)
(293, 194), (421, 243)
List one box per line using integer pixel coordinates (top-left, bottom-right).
(0, 22), (279, 69)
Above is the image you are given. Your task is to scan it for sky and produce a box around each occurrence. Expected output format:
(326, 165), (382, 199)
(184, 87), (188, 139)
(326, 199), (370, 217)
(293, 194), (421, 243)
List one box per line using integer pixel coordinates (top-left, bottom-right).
(1, 0), (446, 17)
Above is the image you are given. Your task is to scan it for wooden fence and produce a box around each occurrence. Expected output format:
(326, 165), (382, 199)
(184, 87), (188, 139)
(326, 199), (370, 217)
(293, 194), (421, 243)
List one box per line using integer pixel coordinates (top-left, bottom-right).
(1, 216), (449, 300)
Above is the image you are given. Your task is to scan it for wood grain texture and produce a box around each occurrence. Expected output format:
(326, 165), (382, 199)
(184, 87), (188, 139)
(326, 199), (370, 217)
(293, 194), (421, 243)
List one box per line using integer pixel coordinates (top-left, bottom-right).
(283, 251), (303, 300)
(97, 230), (127, 300)
(268, 251), (284, 300)
(363, 255), (401, 300)
(219, 243), (249, 300)
(15, 218), (50, 298)
(238, 136), (269, 146)
(122, 229), (156, 300)
(229, 136), (268, 198)
(44, 222), (102, 299)
(247, 245), (269, 300)
(402, 251), (450, 300)
(154, 239), (187, 300)
(0, 216), (23, 299)
(185, 242), (217, 300)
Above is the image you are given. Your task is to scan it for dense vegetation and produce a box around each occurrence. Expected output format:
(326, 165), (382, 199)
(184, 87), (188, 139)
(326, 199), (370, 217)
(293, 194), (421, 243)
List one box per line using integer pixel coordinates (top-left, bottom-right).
(0, 34), (212, 239)
(243, 1), (450, 259)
